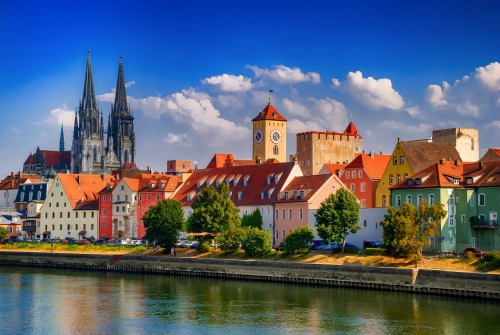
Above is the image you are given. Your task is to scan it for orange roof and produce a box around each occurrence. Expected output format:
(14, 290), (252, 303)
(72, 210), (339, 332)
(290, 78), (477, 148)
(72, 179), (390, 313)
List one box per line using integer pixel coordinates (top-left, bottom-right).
(0, 174), (42, 190)
(344, 154), (391, 179)
(343, 121), (363, 139)
(251, 104), (287, 122)
(276, 174), (338, 202)
(296, 121), (363, 138)
(172, 162), (300, 206)
(58, 174), (114, 208)
(206, 154), (256, 169)
(323, 163), (347, 175)
(490, 149), (500, 156)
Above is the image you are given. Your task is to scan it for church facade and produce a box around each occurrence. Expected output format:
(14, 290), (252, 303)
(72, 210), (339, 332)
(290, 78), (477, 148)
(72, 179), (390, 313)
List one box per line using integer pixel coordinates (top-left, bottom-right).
(71, 51), (136, 174)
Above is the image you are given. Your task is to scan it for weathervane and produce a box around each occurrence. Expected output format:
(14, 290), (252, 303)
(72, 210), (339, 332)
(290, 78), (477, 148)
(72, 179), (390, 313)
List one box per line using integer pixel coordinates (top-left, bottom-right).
(268, 89), (273, 105)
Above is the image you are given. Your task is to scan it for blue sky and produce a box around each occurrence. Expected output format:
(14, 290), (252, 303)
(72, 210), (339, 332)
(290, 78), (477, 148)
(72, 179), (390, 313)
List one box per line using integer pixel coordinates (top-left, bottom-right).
(2, 1), (500, 177)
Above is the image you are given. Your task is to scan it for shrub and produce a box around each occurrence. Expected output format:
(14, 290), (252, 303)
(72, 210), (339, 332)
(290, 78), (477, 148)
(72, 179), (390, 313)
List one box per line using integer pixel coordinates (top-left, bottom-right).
(215, 227), (244, 253)
(241, 228), (272, 257)
(477, 250), (500, 271)
(364, 248), (387, 256)
(283, 226), (314, 256)
(196, 242), (211, 253)
(465, 251), (476, 259)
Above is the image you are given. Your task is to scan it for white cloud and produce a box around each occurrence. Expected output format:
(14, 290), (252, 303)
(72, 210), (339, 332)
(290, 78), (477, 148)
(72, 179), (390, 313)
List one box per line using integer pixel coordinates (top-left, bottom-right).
(405, 106), (420, 117)
(202, 74), (253, 92)
(475, 62), (500, 89)
(164, 133), (187, 144)
(247, 65), (321, 84)
(379, 120), (432, 133)
(281, 98), (310, 117)
(456, 101), (479, 117)
(126, 80), (136, 88)
(97, 92), (115, 102)
(365, 130), (372, 137)
(309, 97), (349, 131)
(34, 104), (75, 127)
(485, 120), (500, 129)
(249, 91), (270, 105)
(332, 78), (341, 87)
(287, 119), (322, 133)
(426, 84), (448, 107)
(345, 71), (404, 110)
(11, 127), (20, 135)
(216, 94), (244, 109)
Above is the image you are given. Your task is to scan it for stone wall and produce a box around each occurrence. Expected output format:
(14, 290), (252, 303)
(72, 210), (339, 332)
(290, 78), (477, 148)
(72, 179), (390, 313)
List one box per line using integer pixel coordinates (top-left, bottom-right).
(0, 251), (498, 300)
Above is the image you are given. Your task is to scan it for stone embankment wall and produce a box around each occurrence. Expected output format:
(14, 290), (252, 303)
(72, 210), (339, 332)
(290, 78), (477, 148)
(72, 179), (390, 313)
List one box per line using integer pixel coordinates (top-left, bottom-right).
(1, 251), (499, 300)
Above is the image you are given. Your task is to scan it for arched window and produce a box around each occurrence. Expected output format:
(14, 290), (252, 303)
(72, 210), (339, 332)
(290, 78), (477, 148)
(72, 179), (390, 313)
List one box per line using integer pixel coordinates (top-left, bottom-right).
(37, 191), (41, 200)
(124, 150), (129, 163)
(29, 192), (33, 201)
(299, 208), (303, 220)
(282, 229), (286, 239)
(93, 146), (97, 162)
(275, 229), (279, 240)
(275, 209), (279, 220)
(92, 118), (97, 134)
(282, 209), (285, 220)
(273, 145), (279, 155)
(289, 208), (292, 220)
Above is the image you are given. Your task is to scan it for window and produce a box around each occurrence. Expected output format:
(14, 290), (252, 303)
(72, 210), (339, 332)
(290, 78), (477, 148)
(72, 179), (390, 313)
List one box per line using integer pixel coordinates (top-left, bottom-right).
(299, 208), (303, 220)
(389, 175), (394, 185)
(461, 214), (466, 223)
(59, 212), (62, 218)
(103, 208), (106, 215)
(9, 227), (12, 234)
(449, 197), (455, 206)
(121, 185), (124, 191)
(345, 171), (350, 179)
(52, 213), (55, 219)
(289, 209), (292, 220)
(103, 196), (106, 201)
(406, 195), (412, 204)
(75, 212), (78, 218)
(116, 206), (119, 213)
(358, 170), (362, 178)
(122, 206), (126, 212)
(471, 237), (476, 247)
(124, 195), (128, 201)
(147, 194), (151, 201)
(364, 220), (367, 227)
(91, 224), (94, 230)
(404, 173), (408, 180)
(67, 224), (71, 230)
(417, 194), (423, 205)
(361, 183), (366, 192)
(449, 215), (455, 226)
(76, 224), (78, 230)
(470, 194), (475, 206)
(282, 229), (286, 238)
(91, 212), (94, 218)
(393, 156), (397, 165)
(429, 194), (435, 205)
(360, 199), (365, 208)
(456, 197), (459, 204)
(60, 224), (62, 230)
(102, 222), (106, 228)
(117, 195), (120, 201)
(396, 174), (401, 183)
(352, 171), (356, 179)
(350, 184), (355, 192)
(275, 229), (279, 240)
(285, 192), (289, 200)
(275, 209), (278, 220)
(429, 237), (435, 247)
(83, 224), (86, 230)
(134, 194), (137, 201)
(83, 212), (86, 218)
(282, 209), (285, 220)
(400, 156), (404, 164)
(396, 195), (401, 207)
(382, 195), (387, 207)
(479, 193), (485, 206)
(108, 195), (111, 201)
(139, 195), (143, 201)
(156, 194), (160, 200)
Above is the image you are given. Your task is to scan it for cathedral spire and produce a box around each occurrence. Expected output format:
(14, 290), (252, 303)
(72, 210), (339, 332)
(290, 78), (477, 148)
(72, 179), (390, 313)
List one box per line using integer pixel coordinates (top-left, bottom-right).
(82, 50), (98, 111)
(113, 55), (129, 116)
(59, 122), (65, 153)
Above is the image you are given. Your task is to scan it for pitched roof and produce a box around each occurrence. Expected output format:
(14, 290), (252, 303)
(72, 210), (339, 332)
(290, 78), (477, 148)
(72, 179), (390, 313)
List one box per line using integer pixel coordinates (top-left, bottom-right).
(0, 174), (42, 191)
(322, 163), (347, 175)
(344, 153), (391, 179)
(391, 160), (467, 190)
(276, 174), (337, 202)
(39, 150), (71, 168)
(58, 174), (114, 208)
(172, 162), (301, 206)
(206, 154), (256, 169)
(463, 161), (500, 187)
(343, 121), (363, 139)
(251, 104), (287, 122)
(399, 141), (462, 173)
(24, 154), (36, 165)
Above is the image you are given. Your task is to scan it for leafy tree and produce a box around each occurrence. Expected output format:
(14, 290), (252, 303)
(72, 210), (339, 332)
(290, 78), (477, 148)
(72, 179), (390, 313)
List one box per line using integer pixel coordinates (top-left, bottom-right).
(0, 227), (9, 241)
(314, 188), (361, 253)
(380, 200), (447, 266)
(143, 199), (185, 249)
(241, 227), (272, 257)
(215, 226), (245, 253)
(188, 184), (240, 234)
(241, 209), (263, 229)
(284, 226), (315, 255)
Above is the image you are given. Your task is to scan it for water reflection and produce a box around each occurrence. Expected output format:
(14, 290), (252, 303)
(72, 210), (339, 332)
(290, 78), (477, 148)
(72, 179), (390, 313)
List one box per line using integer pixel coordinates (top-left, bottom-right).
(0, 267), (498, 334)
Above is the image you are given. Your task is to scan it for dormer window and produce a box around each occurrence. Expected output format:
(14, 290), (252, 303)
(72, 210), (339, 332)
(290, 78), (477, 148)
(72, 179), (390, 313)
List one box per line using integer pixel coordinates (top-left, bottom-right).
(268, 188), (274, 199)
(234, 175), (241, 186)
(148, 183), (152, 189)
(275, 173), (282, 184)
(261, 192), (265, 200)
(237, 192), (243, 200)
(158, 182), (163, 188)
(244, 175), (250, 186)
(285, 192), (289, 200)
(197, 177), (207, 188)
(293, 191), (297, 200)
(300, 191), (304, 199)
(453, 179), (460, 184)
(415, 179), (422, 185)
(466, 178), (473, 184)
(408, 179), (414, 186)
(276, 192), (280, 201)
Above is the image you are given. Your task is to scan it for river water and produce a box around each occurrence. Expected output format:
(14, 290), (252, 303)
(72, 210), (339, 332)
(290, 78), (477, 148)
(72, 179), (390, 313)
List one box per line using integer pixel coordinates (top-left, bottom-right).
(0, 266), (498, 335)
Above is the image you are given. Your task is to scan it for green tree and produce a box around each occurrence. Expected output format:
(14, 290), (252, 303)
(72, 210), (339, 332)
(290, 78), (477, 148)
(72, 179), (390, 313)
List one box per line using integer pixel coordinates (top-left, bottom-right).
(215, 226), (245, 253)
(0, 227), (9, 241)
(241, 209), (263, 229)
(380, 200), (447, 266)
(241, 227), (272, 257)
(314, 188), (361, 254)
(188, 184), (240, 234)
(284, 226), (315, 255)
(143, 199), (185, 249)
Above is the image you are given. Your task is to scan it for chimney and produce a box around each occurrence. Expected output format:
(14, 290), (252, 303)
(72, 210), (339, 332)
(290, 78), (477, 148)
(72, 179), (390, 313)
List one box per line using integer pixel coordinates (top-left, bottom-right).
(18, 171), (22, 179)
(255, 156), (261, 164)
(10, 171), (14, 178)
(195, 163), (199, 171)
(370, 151), (375, 158)
(293, 155), (298, 165)
(455, 160), (460, 167)
(440, 158), (446, 166)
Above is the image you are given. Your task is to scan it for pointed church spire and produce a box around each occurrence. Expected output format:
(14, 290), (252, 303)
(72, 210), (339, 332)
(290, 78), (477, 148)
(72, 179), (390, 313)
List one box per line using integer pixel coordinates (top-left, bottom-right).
(73, 112), (79, 140)
(114, 55), (129, 116)
(59, 122), (65, 153)
(82, 50), (98, 111)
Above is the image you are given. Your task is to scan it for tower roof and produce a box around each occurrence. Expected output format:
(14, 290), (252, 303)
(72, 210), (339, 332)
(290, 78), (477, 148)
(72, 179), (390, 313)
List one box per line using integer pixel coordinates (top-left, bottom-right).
(59, 123), (65, 153)
(251, 104), (287, 122)
(114, 55), (129, 116)
(343, 121), (362, 139)
(81, 50), (97, 111)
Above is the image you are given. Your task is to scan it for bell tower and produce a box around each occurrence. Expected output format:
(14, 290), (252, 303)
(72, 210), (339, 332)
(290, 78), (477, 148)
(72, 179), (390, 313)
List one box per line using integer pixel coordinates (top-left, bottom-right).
(251, 92), (287, 163)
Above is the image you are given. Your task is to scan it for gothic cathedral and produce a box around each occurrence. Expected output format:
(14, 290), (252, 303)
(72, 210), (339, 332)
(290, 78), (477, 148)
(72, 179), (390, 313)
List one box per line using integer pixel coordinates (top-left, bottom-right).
(71, 51), (136, 173)
(251, 100), (287, 163)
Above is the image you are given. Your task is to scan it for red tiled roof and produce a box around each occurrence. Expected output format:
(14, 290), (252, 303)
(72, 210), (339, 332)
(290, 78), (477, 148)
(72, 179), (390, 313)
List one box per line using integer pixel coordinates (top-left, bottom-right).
(206, 154), (256, 169)
(344, 154), (391, 180)
(24, 154), (36, 165)
(322, 163), (347, 175)
(0, 174), (42, 190)
(343, 121), (363, 139)
(276, 174), (339, 202)
(39, 150), (71, 168)
(172, 162), (302, 206)
(251, 104), (287, 122)
(296, 121), (363, 138)
(58, 174), (114, 208)
(463, 161), (500, 187)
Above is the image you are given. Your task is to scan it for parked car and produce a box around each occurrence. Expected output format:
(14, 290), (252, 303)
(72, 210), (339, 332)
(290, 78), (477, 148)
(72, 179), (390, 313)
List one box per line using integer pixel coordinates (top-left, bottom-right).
(175, 239), (187, 247)
(106, 239), (117, 245)
(49, 238), (60, 243)
(179, 240), (196, 248)
(190, 241), (200, 249)
(61, 237), (77, 244)
(114, 239), (129, 245)
(316, 242), (340, 250)
(341, 243), (358, 249)
(1, 238), (14, 244)
(31, 238), (41, 243)
(309, 240), (325, 250)
(40, 238), (50, 243)
(78, 239), (92, 244)
(463, 247), (488, 257)
(94, 239), (107, 244)
(133, 240), (144, 245)
(363, 241), (384, 249)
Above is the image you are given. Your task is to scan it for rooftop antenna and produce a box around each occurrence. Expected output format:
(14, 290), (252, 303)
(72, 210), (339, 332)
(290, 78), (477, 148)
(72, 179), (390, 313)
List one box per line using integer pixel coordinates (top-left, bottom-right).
(268, 89), (273, 105)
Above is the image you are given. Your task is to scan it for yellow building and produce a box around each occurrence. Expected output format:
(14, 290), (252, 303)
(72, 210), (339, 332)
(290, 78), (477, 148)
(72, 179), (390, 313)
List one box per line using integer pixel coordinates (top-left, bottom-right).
(375, 139), (461, 207)
(252, 103), (287, 163)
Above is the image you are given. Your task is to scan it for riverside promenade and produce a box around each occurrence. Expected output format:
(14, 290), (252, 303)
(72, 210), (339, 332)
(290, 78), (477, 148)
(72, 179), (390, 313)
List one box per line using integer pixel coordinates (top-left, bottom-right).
(0, 251), (499, 300)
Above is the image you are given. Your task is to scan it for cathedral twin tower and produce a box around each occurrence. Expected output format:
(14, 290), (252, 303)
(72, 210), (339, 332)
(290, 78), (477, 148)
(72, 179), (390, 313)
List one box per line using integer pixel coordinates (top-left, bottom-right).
(71, 51), (136, 173)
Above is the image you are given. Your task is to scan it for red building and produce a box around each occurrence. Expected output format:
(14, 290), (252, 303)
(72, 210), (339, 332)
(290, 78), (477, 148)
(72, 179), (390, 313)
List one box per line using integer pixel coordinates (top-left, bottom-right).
(339, 152), (391, 208)
(97, 180), (119, 239)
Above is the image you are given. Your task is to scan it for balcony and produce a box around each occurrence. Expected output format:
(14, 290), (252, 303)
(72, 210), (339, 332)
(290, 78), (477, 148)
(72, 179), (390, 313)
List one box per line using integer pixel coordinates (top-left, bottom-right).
(470, 220), (499, 229)
(22, 226), (36, 232)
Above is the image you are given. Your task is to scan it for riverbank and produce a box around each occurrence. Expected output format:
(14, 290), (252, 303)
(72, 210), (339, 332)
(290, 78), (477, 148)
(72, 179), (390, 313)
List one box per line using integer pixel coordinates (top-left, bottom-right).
(1, 250), (499, 300)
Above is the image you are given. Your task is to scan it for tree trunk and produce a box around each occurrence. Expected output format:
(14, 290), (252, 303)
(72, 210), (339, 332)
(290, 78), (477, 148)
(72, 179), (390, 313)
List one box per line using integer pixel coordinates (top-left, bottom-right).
(341, 239), (346, 254)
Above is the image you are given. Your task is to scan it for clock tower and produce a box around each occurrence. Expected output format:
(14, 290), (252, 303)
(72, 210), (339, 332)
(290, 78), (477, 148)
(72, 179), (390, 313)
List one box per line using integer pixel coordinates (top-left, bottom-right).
(251, 100), (287, 163)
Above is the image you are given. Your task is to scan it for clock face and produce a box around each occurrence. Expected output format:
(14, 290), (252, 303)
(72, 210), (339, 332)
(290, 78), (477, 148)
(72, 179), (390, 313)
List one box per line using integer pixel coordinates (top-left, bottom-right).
(270, 129), (282, 144)
(254, 129), (264, 144)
